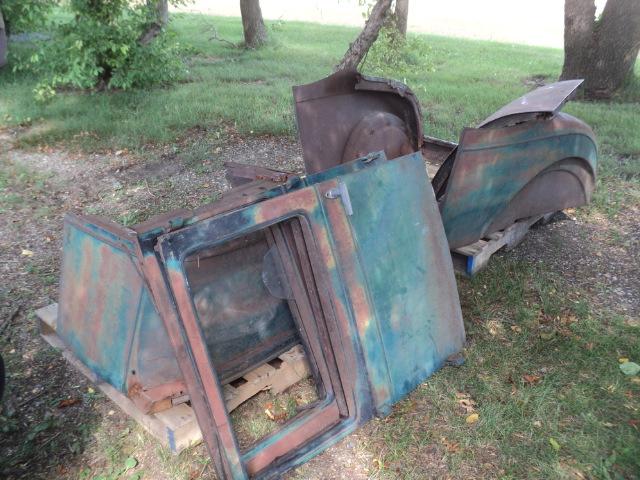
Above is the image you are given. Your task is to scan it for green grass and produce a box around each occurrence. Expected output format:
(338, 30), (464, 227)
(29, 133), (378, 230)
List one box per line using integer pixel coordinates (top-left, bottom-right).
(1, 13), (638, 159)
(368, 259), (640, 479)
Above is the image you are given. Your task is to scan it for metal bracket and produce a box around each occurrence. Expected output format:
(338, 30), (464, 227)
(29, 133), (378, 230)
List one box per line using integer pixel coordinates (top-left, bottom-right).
(325, 181), (353, 216)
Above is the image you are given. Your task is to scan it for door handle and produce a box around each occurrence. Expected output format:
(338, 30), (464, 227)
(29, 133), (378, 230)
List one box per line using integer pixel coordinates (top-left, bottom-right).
(325, 181), (353, 216)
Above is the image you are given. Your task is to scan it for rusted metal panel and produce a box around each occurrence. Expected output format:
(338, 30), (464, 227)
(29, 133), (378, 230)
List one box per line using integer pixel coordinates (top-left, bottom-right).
(293, 73), (597, 251)
(224, 161), (294, 187)
(58, 214), (146, 393)
(478, 79), (584, 128)
(437, 112), (597, 248)
(56, 188), (306, 411)
(293, 69), (423, 174)
(151, 152), (463, 479)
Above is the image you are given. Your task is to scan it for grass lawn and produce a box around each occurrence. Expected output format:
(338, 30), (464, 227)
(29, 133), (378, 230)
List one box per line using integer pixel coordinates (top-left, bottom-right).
(0, 12), (639, 480)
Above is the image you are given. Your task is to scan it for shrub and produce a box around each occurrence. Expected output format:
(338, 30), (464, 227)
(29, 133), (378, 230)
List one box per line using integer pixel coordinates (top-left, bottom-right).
(362, 25), (435, 77)
(24, 0), (187, 97)
(1, 0), (56, 35)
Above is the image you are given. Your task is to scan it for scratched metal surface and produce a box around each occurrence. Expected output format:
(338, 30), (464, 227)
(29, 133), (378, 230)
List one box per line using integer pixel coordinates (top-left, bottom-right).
(336, 152), (465, 410)
(154, 152), (464, 479)
(57, 215), (144, 392)
(478, 79), (584, 127)
(293, 70), (422, 174)
(438, 112), (597, 249)
(293, 72), (597, 251)
(57, 215), (186, 411)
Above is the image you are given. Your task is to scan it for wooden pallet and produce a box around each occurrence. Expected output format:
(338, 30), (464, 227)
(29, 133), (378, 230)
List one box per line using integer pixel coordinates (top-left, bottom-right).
(451, 214), (551, 276)
(35, 304), (311, 454)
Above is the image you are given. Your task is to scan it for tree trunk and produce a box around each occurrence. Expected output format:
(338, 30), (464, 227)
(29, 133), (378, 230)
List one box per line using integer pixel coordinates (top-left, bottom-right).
(157, 0), (169, 27)
(139, 0), (169, 46)
(335, 0), (393, 71)
(395, 0), (409, 38)
(240, 0), (267, 49)
(561, 0), (640, 98)
(0, 8), (6, 69)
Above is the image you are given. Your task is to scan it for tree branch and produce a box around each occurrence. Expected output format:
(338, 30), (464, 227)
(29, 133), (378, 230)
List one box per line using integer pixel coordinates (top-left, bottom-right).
(335, 0), (393, 72)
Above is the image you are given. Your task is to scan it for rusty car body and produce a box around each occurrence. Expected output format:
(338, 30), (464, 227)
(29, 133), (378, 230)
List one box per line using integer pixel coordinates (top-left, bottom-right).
(55, 151), (465, 479)
(293, 70), (597, 249)
(51, 69), (597, 479)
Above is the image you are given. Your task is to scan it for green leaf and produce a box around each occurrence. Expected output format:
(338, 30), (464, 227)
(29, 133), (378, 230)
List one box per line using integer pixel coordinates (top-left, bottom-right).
(619, 361), (640, 376)
(549, 437), (561, 451)
(123, 457), (138, 471)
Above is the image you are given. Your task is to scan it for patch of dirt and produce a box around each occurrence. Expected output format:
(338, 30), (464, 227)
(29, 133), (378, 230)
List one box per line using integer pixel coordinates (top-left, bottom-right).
(510, 206), (640, 321)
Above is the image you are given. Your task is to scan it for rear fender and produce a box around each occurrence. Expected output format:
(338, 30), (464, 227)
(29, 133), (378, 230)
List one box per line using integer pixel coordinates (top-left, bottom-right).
(439, 112), (597, 249)
(293, 70), (423, 174)
(485, 157), (595, 233)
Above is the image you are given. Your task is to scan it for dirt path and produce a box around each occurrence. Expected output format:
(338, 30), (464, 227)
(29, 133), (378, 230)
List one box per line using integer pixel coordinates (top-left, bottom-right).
(1, 128), (637, 479)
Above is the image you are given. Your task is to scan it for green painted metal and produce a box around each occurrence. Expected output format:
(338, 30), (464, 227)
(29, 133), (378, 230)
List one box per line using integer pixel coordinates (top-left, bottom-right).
(439, 113), (597, 248)
(155, 152), (464, 479)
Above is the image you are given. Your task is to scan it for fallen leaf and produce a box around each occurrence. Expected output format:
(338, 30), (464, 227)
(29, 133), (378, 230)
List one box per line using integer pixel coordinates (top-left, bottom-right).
(533, 420), (542, 427)
(466, 413), (479, 424)
(510, 325), (522, 333)
(620, 362), (640, 376)
(628, 419), (639, 429)
(523, 374), (541, 385)
(619, 357), (630, 363)
(458, 398), (476, 413)
(455, 392), (476, 413)
(441, 437), (460, 453)
(549, 437), (561, 451)
(123, 456), (137, 471)
(21, 249), (34, 257)
(57, 398), (81, 409)
(87, 387), (95, 394)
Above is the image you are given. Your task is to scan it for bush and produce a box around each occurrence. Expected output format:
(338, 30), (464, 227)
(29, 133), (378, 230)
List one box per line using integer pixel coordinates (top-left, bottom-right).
(24, 0), (187, 97)
(1, 0), (55, 35)
(362, 25), (435, 77)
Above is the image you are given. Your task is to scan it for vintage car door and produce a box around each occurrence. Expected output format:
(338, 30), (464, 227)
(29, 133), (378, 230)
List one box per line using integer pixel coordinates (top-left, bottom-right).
(147, 152), (465, 479)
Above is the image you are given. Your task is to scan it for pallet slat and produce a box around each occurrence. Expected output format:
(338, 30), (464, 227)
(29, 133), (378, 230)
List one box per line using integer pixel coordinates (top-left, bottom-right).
(452, 214), (548, 276)
(35, 304), (311, 454)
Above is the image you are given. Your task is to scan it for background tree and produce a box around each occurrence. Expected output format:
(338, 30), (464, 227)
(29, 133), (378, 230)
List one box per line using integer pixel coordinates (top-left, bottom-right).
(0, 9), (6, 68)
(0, 0), (56, 68)
(394, 0), (409, 38)
(561, 0), (640, 98)
(240, 0), (267, 48)
(139, 0), (170, 45)
(336, 0), (393, 71)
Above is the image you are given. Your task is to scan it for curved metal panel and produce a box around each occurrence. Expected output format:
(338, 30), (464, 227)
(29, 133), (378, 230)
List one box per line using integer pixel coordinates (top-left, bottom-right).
(293, 70), (423, 174)
(439, 113), (597, 249)
(478, 79), (584, 128)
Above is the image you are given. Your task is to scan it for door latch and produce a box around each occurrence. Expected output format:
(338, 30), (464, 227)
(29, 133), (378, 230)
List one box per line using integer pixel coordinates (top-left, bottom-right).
(325, 181), (353, 216)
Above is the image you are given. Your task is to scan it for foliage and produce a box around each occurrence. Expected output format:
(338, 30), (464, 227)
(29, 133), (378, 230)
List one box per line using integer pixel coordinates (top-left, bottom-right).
(362, 25), (434, 76)
(0, 0), (56, 35)
(356, 1), (434, 76)
(0, 14), (638, 158)
(22, 0), (187, 97)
